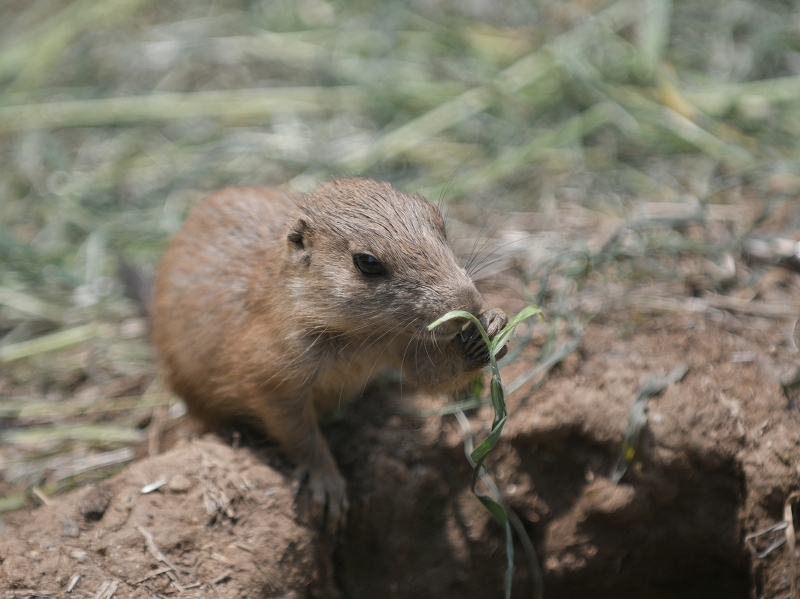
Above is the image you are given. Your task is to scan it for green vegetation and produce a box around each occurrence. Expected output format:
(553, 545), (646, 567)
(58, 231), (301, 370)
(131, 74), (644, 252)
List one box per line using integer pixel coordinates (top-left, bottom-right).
(429, 306), (543, 599)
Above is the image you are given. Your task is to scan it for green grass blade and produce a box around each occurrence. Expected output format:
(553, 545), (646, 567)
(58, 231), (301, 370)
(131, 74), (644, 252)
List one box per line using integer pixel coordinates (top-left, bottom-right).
(427, 309), (479, 330)
(492, 305), (543, 355)
(0, 424), (142, 445)
(470, 414), (507, 463)
(0, 324), (100, 363)
(476, 493), (508, 525)
(0, 287), (65, 322)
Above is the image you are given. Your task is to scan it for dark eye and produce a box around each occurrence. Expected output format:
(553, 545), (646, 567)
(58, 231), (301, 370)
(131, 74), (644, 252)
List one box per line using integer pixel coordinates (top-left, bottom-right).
(353, 253), (387, 277)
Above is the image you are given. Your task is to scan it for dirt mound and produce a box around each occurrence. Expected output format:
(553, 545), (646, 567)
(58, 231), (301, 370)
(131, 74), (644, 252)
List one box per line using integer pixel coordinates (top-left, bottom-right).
(2, 311), (799, 598)
(0, 438), (335, 598)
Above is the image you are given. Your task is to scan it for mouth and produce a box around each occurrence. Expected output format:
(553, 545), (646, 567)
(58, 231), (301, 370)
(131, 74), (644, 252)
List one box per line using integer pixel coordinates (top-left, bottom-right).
(428, 330), (459, 342)
(426, 319), (469, 342)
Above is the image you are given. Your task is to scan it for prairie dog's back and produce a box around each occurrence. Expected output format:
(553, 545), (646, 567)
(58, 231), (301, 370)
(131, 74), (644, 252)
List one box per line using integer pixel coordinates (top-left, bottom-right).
(152, 187), (297, 420)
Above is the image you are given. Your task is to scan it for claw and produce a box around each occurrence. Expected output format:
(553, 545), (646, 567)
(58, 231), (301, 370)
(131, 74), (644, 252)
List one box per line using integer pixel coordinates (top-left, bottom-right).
(295, 463), (349, 534)
(456, 308), (509, 369)
(495, 344), (509, 360)
(292, 465), (308, 500)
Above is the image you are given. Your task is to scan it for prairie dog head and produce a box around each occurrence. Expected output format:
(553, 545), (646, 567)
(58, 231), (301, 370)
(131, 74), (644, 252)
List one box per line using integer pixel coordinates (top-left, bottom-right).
(284, 178), (482, 339)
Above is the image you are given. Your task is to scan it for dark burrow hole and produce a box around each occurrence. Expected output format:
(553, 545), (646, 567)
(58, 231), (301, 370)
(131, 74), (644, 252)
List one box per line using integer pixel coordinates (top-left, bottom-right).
(327, 393), (752, 599)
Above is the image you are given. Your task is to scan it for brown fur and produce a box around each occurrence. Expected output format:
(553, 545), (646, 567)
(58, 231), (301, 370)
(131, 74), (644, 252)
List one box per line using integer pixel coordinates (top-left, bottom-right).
(152, 178), (506, 529)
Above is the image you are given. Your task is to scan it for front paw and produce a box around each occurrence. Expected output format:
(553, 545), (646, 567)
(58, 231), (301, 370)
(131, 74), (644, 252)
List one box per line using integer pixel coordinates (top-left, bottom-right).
(294, 462), (349, 534)
(455, 309), (508, 369)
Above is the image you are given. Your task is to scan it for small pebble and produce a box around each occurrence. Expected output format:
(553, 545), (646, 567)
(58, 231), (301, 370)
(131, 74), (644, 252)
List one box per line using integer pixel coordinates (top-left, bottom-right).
(168, 474), (192, 493)
(61, 518), (80, 538)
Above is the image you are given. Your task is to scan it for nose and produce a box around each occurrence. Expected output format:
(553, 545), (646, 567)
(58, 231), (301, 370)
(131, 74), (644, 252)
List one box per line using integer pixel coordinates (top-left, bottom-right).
(428, 283), (482, 337)
(454, 282), (483, 316)
(425, 272), (484, 337)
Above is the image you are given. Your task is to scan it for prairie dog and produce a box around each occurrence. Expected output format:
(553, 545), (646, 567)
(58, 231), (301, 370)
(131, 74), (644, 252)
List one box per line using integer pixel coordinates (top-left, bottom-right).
(152, 178), (507, 529)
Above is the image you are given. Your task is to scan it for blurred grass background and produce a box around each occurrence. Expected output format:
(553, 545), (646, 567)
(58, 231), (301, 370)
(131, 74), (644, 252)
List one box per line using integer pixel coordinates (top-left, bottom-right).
(2, 0), (800, 511)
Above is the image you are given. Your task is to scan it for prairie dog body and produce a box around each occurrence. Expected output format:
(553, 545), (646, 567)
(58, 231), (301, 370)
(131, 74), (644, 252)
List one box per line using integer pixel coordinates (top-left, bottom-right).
(152, 178), (507, 528)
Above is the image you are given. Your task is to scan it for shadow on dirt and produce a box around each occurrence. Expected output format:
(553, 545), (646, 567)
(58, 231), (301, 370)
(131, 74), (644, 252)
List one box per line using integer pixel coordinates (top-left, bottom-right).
(328, 383), (751, 599)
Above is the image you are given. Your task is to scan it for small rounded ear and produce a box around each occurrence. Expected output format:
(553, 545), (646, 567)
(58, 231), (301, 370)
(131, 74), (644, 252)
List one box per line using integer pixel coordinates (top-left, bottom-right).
(287, 218), (311, 263)
(287, 218), (307, 249)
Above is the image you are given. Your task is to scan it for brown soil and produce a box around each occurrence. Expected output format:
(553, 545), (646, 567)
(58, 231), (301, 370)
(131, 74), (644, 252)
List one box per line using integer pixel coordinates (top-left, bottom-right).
(3, 297), (800, 598)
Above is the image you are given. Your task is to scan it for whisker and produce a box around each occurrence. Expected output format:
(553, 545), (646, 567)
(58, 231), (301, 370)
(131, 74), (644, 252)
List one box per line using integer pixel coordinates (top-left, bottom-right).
(438, 149), (475, 211)
(335, 314), (420, 406)
(466, 235), (546, 278)
(356, 316), (419, 398)
(463, 210), (493, 273)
